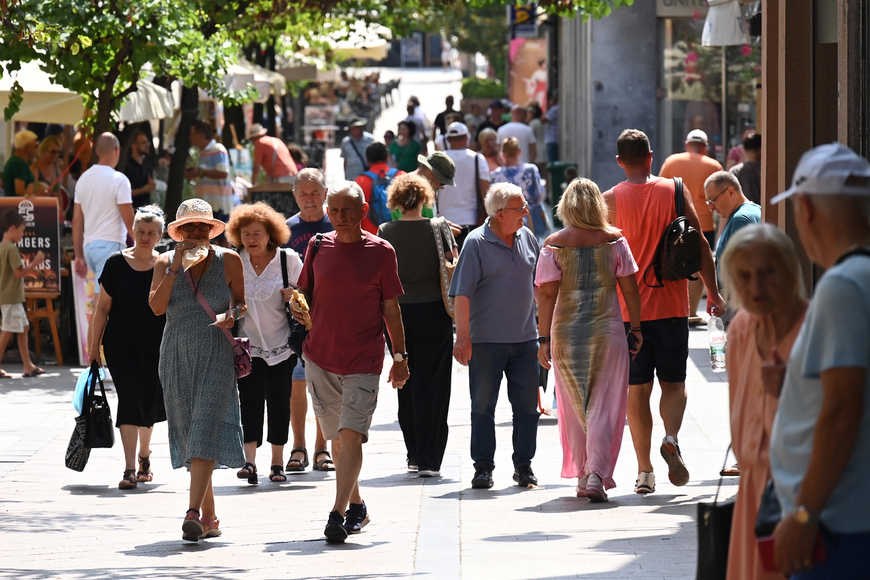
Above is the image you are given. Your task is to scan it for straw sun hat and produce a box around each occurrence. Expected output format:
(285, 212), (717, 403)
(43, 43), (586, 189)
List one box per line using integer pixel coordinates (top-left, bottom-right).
(167, 198), (226, 241)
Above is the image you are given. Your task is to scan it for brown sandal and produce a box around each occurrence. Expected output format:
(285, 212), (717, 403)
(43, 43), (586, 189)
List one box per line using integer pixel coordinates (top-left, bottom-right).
(313, 450), (335, 471)
(137, 453), (153, 482)
(119, 469), (138, 490)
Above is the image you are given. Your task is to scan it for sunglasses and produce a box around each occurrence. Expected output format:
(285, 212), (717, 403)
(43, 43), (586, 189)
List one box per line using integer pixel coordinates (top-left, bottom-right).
(179, 222), (212, 233)
(137, 207), (165, 217)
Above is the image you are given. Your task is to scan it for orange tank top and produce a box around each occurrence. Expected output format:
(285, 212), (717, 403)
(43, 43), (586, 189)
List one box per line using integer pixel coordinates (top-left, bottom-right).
(613, 177), (689, 321)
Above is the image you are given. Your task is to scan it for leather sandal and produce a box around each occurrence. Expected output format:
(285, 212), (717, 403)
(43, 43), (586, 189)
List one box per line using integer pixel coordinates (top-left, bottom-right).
(119, 469), (138, 490)
(137, 453), (153, 482)
(286, 447), (308, 472)
(313, 449), (335, 471)
(269, 465), (287, 482)
(236, 462), (258, 485)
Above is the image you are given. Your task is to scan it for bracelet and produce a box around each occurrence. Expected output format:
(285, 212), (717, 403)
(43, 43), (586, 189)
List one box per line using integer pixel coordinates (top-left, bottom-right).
(630, 326), (641, 332)
(231, 306), (241, 319)
(165, 267), (177, 276)
(538, 336), (550, 344)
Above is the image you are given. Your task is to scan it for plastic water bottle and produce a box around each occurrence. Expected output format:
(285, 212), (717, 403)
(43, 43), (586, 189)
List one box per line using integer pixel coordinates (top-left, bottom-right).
(708, 315), (727, 373)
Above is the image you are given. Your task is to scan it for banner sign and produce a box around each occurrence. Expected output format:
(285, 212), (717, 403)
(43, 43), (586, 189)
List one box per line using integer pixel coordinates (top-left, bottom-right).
(510, 4), (538, 38)
(0, 197), (61, 295)
(509, 38), (548, 112)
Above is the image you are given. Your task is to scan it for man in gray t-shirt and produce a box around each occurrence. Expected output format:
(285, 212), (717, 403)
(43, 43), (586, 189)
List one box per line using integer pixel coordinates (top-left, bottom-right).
(449, 183), (540, 491)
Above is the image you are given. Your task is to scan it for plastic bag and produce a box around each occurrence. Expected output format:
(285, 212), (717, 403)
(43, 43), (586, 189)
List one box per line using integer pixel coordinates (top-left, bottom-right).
(73, 366), (105, 414)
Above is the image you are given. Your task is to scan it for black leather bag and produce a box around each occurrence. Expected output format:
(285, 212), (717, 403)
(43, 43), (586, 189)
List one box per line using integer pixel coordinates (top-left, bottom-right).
(644, 177), (703, 288)
(83, 361), (114, 449)
(696, 445), (735, 580)
(288, 233), (324, 358)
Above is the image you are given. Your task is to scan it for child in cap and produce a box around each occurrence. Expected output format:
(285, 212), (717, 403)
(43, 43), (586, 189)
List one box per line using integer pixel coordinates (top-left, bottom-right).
(0, 209), (46, 378)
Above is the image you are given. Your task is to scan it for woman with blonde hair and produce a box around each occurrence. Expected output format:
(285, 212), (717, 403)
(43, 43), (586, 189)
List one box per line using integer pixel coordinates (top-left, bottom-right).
(477, 128), (502, 172)
(378, 173), (457, 477)
(535, 177), (643, 502)
(719, 223), (807, 580)
(30, 135), (68, 219)
(225, 202), (302, 484)
(490, 137), (549, 240)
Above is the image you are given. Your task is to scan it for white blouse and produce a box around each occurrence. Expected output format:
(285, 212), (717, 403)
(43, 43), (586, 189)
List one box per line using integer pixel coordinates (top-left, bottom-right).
(238, 248), (303, 365)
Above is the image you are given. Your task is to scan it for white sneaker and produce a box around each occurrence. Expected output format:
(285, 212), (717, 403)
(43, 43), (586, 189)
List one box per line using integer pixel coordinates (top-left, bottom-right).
(418, 470), (440, 478)
(635, 471), (655, 494)
(585, 473), (608, 502)
(660, 435), (690, 486)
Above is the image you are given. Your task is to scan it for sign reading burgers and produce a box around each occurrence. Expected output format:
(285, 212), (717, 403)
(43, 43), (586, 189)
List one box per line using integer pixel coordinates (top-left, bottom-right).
(0, 197), (61, 295)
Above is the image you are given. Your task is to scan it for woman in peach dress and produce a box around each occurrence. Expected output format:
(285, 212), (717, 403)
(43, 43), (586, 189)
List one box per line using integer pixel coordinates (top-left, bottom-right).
(719, 224), (808, 580)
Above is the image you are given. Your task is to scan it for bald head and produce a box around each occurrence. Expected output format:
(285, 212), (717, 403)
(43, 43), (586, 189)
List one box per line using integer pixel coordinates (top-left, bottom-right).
(511, 105), (526, 122)
(95, 133), (119, 156)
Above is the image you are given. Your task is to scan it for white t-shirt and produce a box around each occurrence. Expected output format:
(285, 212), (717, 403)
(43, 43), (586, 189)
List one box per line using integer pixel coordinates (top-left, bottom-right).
(238, 248), (303, 366)
(74, 164), (132, 246)
(437, 149), (490, 226)
(497, 122), (537, 164)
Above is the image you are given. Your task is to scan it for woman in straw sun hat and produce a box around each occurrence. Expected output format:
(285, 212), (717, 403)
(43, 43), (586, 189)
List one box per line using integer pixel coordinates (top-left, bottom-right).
(149, 198), (247, 542)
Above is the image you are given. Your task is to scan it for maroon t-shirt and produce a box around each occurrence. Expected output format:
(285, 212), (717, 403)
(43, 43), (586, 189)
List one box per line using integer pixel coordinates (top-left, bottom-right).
(298, 231), (404, 375)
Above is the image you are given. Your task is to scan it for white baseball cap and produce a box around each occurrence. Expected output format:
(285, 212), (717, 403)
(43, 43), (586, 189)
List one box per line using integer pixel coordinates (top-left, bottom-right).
(446, 122), (469, 138)
(686, 129), (708, 144)
(770, 143), (870, 204)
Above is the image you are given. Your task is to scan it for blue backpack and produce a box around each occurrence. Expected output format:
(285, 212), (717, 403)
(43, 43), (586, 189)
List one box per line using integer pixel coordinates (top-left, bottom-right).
(364, 167), (398, 226)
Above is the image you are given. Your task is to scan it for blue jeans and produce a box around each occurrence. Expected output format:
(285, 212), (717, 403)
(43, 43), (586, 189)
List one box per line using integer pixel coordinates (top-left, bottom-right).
(792, 526), (870, 579)
(468, 340), (539, 471)
(546, 143), (559, 163)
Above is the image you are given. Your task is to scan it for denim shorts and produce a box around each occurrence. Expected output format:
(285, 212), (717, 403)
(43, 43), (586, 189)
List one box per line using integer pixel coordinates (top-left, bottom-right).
(84, 240), (126, 282)
(292, 356), (306, 381)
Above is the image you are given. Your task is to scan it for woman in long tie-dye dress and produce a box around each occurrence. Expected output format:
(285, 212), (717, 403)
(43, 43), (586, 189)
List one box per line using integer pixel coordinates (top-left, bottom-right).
(535, 178), (643, 502)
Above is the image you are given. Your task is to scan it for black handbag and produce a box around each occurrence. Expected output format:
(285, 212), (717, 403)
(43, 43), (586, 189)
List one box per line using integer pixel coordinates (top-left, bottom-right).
(696, 445), (735, 580)
(83, 361), (115, 449)
(288, 233), (324, 358)
(64, 414), (91, 472)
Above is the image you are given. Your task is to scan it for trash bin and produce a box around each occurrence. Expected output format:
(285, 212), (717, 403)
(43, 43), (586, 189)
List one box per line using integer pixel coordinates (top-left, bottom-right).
(547, 162), (578, 227)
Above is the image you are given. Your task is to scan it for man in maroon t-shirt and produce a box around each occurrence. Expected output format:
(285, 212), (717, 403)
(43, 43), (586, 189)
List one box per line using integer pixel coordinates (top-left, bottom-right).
(293, 180), (409, 544)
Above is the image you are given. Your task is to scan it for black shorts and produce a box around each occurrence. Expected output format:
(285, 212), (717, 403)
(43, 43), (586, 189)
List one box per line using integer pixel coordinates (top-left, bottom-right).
(624, 317), (689, 385)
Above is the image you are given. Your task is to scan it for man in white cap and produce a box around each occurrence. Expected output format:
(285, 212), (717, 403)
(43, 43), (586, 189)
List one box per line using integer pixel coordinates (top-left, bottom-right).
(339, 117), (375, 181)
(660, 129), (723, 324)
(439, 122), (490, 249)
(496, 104), (537, 164)
(249, 123), (297, 186)
(766, 143), (870, 577)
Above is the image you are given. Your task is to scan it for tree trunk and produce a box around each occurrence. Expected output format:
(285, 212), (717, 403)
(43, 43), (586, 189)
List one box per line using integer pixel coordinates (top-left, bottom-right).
(222, 104), (245, 149)
(166, 84), (199, 219)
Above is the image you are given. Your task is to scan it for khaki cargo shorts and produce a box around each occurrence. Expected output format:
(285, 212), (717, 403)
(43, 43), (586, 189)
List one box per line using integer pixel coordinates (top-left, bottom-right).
(302, 353), (380, 443)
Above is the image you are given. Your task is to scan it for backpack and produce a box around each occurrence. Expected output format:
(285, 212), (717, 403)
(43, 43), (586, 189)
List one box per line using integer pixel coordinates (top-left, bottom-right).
(364, 168), (399, 226)
(643, 177), (703, 288)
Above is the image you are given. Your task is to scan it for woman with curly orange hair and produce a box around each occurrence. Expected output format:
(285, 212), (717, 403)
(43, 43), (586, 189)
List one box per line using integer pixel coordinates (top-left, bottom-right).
(225, 202), (302, 484)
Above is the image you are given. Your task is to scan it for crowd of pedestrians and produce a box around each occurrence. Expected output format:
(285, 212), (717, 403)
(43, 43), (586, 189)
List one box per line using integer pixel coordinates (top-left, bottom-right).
(9, 85), (868, 578)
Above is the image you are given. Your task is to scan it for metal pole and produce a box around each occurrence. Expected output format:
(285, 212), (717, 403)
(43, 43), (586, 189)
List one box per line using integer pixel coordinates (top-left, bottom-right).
(721, 47), (727, 163)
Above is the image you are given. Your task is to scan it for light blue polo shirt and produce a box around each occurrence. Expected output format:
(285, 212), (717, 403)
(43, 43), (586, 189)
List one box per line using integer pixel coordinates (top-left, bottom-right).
(715, 202), (761, 275)
(449, 219), (539, 343)
(769, 250), (870, 533)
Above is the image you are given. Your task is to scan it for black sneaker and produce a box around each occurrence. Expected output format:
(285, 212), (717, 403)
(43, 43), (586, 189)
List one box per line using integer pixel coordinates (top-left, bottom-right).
(471, 468), (493, 489)
(324, 510), (348, 543)
(513, 465), (538, 487)
(344, 501), (370, 534)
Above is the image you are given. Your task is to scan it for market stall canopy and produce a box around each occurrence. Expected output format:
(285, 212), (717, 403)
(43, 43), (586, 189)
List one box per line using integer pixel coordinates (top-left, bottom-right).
(300, 23), (392, 62)
(220, 58), (287, 103)
(0, 61), (175, 125)
(275, 52), (320, 82)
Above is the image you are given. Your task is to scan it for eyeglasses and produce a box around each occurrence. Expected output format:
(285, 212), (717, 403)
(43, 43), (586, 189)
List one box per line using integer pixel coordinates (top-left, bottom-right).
(179, 222), (211, 233)
(705, 186), (730, 208)
(500, 202), (529, 213)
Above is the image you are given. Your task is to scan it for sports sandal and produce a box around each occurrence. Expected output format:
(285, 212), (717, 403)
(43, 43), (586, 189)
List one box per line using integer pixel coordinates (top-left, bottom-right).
(285, 448), (308, 472)
(137, 453), (153, 482)
(313, 449), (335, 471)
(182, 509), (203, 542)
(269, 465), (287, 482)
(199, 515), (221, 539)
(236, 462), (258, 485)
(119, 469), (138, 490)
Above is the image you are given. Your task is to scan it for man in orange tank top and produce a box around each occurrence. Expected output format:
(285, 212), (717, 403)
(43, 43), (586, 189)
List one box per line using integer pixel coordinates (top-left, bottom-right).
(603, 129), (725, 495)
(659, 129), (723, 325)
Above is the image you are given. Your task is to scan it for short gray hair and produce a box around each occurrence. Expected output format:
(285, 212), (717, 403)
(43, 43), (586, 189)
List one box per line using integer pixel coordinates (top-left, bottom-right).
(327, 180), (364, 206)
(705, 170), (742, 194)
(484, 182), (524, 216)
(295, 168), (326, 189)
(133, 204), (166, 233)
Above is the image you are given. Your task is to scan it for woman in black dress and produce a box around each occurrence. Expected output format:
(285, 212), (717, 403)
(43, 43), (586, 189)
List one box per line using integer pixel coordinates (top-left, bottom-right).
(89, 205), (167, 490)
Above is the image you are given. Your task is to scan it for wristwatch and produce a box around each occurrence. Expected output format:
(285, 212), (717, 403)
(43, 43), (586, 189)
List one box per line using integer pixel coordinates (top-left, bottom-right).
(793, 505), (820, 526)
(393, 352), (409, 362)
(538, 336), (550, 344)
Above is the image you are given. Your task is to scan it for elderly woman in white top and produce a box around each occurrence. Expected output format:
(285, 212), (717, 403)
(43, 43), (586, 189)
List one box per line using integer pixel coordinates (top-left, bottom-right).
(226, 202), (302, 484)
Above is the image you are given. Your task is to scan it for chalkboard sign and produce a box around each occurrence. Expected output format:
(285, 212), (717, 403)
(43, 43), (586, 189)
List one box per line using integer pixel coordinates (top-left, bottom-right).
(249, 187), (300, 220)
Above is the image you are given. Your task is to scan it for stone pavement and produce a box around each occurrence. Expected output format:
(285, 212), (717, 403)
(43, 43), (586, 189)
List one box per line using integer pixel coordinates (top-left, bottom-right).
(0, 325), (734, 580)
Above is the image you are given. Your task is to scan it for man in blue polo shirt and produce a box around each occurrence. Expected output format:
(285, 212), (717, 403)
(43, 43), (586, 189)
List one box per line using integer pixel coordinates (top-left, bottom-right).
(450, 182), (540, 490)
